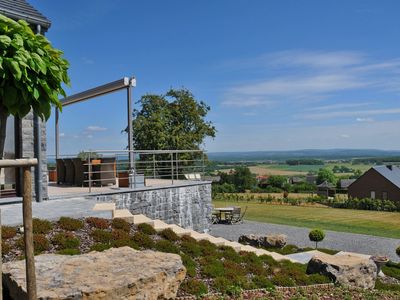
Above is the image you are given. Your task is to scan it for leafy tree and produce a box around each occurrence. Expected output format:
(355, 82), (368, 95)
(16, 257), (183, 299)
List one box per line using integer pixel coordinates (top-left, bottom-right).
(128, 88), (215, 177)
(309, 228), (325, 249)
(351, 169), (363, 179)
(317, 168), (337, 185)
(268, 175), (287, 189)
(0, 15), (69, 158)
(219, 167), (256, 192)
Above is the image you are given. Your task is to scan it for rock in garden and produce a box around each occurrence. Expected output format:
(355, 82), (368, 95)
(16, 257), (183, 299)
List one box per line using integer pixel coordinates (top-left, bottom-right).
(307, 252), (377, 289)
(238, 234), (287, 248)
(3, 247), (186, 300)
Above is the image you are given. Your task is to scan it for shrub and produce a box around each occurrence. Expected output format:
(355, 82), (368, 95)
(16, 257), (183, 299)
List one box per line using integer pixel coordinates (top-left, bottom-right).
(201, 258), (225, 278)
(396, 246), (400, 258)
(112, 229), (130, 241)
(90, 243), (112, 252)
(18, 234), (49, 254)
(2, 226), (17, 239)
(52, 232), (80, 249)
(180, 279), (208, 296)
(159, 228), (179, 242)
(91, 229), (112, 244)
(32, 218), (52, 234)
(137, 223), (156, 235)
(180, 234), (197, 243)
(2, 241), (11, 256)
(86, 217), (109, 229)
(223, 260), (247, 278)
(132, 232), (154, 249)
(181, 254), (196, 277)
(180, 240), (202, 258)
(212, 277), (231, 294)
(271, 274), (296, 287)
(309, 228), (325, 249)
(57, 248), (80, 255)
(218, 245), (242, 263)
(252, 275), (274, 289)
(307, 273), (331, 284)
(112, 239), (139, 249)
(382, 261), (400, 280)
(198, 239), (217, 256)
(375, 279), (400, 292)
(111, 218), (131, 232)
(58, 217), (84, 231)
(154, 240), (179, 254)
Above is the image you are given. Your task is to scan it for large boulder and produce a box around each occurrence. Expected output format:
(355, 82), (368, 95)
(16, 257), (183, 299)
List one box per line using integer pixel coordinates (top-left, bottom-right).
(307, 252), (377, 289)
(238, 234), (287, 248)
(3, 247), (186, 300)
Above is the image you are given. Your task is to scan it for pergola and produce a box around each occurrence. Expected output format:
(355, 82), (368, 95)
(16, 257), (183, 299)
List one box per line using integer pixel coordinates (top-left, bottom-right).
(56, 77), (137, 171)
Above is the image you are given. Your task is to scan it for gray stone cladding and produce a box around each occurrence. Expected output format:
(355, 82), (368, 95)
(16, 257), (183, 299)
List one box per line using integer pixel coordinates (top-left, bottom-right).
(21, 111), (48, 199)
(96, 182), (213, 232)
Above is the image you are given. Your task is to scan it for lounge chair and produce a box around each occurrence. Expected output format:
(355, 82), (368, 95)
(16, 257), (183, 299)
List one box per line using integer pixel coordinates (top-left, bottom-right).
(232, 206), (247, 224)
(64, 158), (75, 185)
(56, 159), (66, 184)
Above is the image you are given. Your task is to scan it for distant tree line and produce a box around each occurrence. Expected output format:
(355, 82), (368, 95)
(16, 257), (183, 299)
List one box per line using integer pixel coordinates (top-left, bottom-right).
(286, 159), (324, 165)
(352, 157), (400, 164)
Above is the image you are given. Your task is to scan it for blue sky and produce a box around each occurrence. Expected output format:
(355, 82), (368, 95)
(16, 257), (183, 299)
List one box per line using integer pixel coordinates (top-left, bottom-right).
(32, 0), (400, 154)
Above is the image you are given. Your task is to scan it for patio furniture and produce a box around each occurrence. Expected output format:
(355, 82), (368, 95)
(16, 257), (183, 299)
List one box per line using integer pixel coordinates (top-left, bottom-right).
(72, 158), (86, 186)
(230, 206), (247, 224)
(64, 158), (75, 185)
(213, 207), (234, 223)
(93, 157), (116, 186)
(56, 159), (65, 184)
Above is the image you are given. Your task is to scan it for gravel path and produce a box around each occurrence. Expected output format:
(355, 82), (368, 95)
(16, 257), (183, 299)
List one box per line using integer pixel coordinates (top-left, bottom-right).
(211, 221), (400, 262)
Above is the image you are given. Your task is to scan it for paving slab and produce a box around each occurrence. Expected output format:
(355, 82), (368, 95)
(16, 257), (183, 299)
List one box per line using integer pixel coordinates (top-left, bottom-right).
(113, 209), (134, 223)
(132, 214), (153, 224)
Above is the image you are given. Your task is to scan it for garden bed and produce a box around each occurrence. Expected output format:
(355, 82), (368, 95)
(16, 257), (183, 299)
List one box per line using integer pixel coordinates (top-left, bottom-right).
(1, 217), (399, 298)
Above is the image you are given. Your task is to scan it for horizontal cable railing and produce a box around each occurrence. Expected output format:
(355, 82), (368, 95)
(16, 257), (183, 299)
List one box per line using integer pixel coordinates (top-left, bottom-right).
(47, 149), (206, 193)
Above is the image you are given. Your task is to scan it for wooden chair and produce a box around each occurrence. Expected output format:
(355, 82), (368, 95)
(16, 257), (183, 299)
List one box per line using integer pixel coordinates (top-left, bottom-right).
(230, 206), (248, 224)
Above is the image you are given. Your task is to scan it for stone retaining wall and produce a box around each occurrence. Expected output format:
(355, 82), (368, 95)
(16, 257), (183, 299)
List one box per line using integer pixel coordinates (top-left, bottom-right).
(96, 182), (212, 232)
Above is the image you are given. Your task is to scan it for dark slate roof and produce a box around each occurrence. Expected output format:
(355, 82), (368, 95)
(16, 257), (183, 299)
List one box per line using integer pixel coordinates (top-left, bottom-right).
(0, 0), (51, 31)
(317, 181), (335, 189)
(340, 179), (356, 189)
(373, 165), (400, 189)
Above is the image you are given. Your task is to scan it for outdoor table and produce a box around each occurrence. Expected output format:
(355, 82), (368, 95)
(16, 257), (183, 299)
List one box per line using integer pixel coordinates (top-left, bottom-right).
(213, 207), (234, 223)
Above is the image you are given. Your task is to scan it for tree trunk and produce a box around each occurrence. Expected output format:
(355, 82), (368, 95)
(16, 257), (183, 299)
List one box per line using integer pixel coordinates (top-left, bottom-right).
(0, 105), (8, 160)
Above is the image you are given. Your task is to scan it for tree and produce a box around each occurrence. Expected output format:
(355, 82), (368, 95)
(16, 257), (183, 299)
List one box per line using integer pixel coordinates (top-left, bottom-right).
(219, 166), (256, 192)
(317, 168), (337, 185)
(309, 228), (325, 249)
(129, 88), (216, 177)
(268, 175), (287, 189)
(0, 15), (69, 159)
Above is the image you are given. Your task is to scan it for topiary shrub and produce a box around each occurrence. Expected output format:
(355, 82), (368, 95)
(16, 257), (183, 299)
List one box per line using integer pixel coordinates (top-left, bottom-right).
(180, 254), (196, 277)
(180, 279), (208, 296)
(2, 226), (17, 239)
(86, 217), (109, 229)
(52, 232), (80, 249)
(90, 243), (112, 252)
(58, 217), (84, 231)
(111, 218), (131, 232)
(159, 228), (179, 242)
(309, 228), (325, 249)
(137, 223), (156, 235)
(180, 240), (202, 258)
(132, 232), (154, 249)
(154, 240), (179, 254)
(57, 248), (80, 255)
(91, 229), (112, 244)
(32, 218), (52, 234)
(2, 241), (11, 256)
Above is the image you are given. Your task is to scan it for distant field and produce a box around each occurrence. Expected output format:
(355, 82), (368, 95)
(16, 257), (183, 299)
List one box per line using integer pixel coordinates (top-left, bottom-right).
(212, 200), (400, 239)
(248, 163), (371, 176)
(225, 192), (347, 200)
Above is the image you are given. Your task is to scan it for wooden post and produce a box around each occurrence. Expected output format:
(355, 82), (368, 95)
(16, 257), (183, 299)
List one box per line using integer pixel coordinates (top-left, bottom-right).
(22, 166), (37, 300)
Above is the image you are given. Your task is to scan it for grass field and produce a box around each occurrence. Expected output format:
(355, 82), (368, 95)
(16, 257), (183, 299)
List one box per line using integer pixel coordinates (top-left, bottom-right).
(212, 200), (400, 239)
(249, 163), (372, 176)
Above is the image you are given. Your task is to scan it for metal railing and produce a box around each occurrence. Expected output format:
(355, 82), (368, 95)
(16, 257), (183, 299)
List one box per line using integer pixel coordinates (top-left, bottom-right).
(47, 149), (206, 193)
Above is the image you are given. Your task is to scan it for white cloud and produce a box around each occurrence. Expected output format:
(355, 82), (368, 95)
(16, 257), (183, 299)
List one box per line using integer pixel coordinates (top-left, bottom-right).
(306, 102), (372, 111)
(340, 134), (350, 138)
(302, 108), (400, 120)
(356, 117), (374, 122)
(86, 125), (107, 132)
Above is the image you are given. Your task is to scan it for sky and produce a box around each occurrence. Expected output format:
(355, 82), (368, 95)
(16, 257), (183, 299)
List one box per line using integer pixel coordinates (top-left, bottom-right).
(31, 0), (400, 154)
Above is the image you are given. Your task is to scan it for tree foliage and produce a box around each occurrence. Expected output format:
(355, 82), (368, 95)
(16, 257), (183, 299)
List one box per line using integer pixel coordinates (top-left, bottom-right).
(309, 228), (325, 249)
(0, 14), (69, 157)
(317, 168), (337, 185)
(219, 166), (256, 192)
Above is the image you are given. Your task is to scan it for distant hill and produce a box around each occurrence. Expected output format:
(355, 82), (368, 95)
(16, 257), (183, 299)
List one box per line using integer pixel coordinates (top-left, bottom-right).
(207, 149), (400, 162)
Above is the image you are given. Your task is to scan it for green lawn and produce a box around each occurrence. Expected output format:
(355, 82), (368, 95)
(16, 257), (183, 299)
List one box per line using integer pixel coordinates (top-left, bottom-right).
(259, 162), (371, 174)
(213, 200), (400, 239)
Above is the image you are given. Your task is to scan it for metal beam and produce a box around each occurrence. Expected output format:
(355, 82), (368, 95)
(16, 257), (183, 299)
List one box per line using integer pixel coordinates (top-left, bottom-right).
(61, 77), (133, 107)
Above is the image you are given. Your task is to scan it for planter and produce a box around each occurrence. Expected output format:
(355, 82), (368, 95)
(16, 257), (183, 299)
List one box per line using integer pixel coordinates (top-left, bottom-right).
(371, 256), (389, 275)
(49, 170), (57, 182)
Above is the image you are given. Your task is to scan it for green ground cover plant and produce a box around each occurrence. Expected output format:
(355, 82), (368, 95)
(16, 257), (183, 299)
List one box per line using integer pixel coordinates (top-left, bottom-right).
(58, 217), (84, 231)
(1, 226), (16, 239)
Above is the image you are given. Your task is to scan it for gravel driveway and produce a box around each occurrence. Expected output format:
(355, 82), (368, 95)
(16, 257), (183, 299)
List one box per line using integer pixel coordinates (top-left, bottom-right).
(211, 221), (400, 262)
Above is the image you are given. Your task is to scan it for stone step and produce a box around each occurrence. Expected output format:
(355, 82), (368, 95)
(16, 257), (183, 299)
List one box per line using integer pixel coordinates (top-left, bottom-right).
(222, 241), (244, 251)
(148, 220), (174, 231)
(204, 236), (227, 246)
(113, 209), (134, 223)
(131, 214), (153, 225)
(168, 225), (192, 237)
(188, 231), (212, 241)
(93, 203), (116, 217)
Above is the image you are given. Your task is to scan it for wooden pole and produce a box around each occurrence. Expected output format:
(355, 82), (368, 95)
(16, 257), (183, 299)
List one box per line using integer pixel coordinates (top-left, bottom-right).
(22, 166), (37, 300)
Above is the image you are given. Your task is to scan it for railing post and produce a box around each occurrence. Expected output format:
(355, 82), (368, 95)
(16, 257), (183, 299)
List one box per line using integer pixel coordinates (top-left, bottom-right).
(153, 154), (156, 179)
(202, 151), (205, 176)
(176, 152), (179, 180)
(22, 166), (37, 300)
(171, 152), (174, 185)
